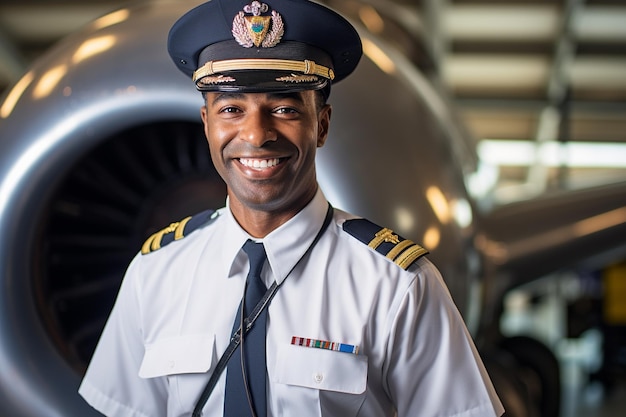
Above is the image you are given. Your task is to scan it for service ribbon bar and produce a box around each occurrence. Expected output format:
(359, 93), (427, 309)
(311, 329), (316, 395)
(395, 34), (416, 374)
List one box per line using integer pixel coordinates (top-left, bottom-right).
(291, 336), (359, 355)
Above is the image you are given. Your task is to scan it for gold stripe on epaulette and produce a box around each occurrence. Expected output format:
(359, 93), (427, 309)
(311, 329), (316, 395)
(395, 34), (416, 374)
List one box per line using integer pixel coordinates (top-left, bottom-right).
(141, 233), (157, 255)
(395, 244), (428, 269)
(140, 218), (191, 255)
(368, 228), (400, 250)
(150, 223), (177, 252)
(174, 216), (192, 240)
(386, 239), (414, 261)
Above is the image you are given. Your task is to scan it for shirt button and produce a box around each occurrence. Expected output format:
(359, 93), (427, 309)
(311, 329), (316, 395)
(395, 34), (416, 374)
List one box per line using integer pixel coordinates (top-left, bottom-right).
(313, 373), (324, 383)
(169, 360), (175, 369)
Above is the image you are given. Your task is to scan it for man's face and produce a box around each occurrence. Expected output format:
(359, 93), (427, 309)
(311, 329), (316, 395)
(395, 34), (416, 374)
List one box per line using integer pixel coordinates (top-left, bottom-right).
(200, 90), (331, 217)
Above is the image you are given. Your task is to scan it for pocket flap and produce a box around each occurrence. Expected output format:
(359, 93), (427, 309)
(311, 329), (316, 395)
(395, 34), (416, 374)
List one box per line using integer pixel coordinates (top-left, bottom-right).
(139, 334), (215, 378)
(273, 343), (367, 394)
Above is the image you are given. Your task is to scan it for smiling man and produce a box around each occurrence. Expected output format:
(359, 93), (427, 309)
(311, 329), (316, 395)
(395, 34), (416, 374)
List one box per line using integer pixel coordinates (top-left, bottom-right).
(200, 90), (329, 235)
(79, 1), (504, 416)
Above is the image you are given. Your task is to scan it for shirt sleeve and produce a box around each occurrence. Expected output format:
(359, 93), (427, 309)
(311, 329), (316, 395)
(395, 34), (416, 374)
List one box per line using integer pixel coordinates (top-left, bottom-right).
(79, 254), (168, 417)
(385, 258), (505, 417)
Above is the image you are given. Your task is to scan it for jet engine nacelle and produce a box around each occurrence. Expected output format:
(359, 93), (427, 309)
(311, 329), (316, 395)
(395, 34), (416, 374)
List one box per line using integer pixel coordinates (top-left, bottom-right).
(0, 1), (480, 415)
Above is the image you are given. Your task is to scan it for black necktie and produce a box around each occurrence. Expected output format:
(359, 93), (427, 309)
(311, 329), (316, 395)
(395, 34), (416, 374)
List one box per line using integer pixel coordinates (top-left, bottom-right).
(224, 240), (268, 417)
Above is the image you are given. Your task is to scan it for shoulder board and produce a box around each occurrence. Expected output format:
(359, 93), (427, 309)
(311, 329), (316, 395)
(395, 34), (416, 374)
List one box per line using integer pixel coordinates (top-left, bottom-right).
(342, 218), (428, 270)
(141, 209), (218, 255)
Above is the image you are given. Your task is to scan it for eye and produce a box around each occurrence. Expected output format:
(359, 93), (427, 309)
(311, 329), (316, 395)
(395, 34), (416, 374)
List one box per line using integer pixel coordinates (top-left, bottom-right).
(219, 106), (241, 114)
(273, 106), (299, 115)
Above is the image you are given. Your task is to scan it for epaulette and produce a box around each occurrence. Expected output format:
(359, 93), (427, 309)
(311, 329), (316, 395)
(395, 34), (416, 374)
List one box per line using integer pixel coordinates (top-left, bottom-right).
(141, 209), (218, 255)
(343, 218), (428, 270)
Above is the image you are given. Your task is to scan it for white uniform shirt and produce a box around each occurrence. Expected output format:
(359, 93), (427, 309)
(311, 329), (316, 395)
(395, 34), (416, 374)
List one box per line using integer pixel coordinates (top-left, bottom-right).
(79, 189), (504, 417)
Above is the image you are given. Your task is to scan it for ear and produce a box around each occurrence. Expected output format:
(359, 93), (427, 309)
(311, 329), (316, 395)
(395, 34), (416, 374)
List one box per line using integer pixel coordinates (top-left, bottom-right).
(317, 104), (332, 148)
(200, 104), (210, 139)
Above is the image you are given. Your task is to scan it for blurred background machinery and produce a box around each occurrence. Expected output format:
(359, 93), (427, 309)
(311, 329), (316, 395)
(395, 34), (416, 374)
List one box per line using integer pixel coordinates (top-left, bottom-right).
(2, 0), (625, 198)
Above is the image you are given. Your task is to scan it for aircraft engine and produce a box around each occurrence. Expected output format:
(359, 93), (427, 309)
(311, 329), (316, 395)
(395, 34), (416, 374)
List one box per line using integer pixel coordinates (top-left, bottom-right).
(0, 1), (481, 415)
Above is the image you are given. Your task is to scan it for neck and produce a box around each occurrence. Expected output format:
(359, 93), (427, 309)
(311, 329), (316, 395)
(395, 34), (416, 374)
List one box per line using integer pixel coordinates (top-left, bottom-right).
(229, 188), (318, 238)
(231, 208), (296, 238)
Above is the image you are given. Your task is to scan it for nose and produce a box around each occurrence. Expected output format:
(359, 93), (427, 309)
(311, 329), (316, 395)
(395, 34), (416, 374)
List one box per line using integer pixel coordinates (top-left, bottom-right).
(240, 112), (277, 147)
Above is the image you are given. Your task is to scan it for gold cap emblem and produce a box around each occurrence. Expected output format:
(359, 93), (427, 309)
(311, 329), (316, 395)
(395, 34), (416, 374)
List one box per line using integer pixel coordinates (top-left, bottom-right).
(232, 1), (284, 48)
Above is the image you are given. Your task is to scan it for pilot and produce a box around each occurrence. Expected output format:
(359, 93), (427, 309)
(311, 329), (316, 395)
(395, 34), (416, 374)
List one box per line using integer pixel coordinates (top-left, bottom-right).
(79, 1), (504, 416)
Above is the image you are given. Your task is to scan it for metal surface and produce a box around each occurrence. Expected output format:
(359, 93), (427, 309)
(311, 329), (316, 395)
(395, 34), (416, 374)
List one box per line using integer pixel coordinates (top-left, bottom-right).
(3, 0), (626, 196)
(0, 2), (205, 415)
(0, 0), (624, 416)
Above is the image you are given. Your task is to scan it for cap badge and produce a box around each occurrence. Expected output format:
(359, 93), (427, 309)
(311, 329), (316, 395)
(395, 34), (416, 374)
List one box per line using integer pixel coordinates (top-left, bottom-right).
(198, 74), (236, 86)
(232, 1), (284, 48)
(276, 74), (319, 83)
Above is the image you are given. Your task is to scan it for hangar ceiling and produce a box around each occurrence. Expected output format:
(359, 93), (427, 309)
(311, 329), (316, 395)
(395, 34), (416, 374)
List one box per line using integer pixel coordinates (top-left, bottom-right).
(1, 0), (625, 204)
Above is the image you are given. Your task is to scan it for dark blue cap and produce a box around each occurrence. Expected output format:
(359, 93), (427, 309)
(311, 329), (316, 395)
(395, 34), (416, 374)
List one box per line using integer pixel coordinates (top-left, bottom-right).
(168, 0), (362, 94)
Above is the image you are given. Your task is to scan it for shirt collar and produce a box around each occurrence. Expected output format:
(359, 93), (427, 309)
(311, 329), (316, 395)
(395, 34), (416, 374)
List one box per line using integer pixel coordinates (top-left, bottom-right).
(222, 188), (329, 285)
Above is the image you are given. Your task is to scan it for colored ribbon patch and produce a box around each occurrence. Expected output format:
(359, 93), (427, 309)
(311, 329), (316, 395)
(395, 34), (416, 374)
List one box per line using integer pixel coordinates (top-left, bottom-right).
(291, 336), (359, 355)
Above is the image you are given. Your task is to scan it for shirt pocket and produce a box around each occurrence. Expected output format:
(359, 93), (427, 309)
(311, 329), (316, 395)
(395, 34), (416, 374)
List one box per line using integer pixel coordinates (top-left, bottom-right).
(139, 334), (216, 378)
(139, 334), (217, 414)
(272, 343), (368, 416)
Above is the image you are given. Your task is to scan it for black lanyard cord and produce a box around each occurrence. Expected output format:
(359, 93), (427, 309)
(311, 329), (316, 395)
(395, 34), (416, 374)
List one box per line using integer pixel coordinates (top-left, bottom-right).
(192, 203), (334, 416)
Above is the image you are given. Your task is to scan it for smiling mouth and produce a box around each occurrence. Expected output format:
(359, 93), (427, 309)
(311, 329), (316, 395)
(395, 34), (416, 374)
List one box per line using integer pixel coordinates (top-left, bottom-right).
(239, 157), (282, 169)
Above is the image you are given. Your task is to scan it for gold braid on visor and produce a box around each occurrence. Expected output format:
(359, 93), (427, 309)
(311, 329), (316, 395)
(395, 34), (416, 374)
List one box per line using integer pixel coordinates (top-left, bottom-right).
(193, 59), (335, 83)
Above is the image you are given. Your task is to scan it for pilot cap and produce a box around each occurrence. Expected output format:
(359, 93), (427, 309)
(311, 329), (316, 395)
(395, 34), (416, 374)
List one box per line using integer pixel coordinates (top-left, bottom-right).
(168, 0), (362, 94)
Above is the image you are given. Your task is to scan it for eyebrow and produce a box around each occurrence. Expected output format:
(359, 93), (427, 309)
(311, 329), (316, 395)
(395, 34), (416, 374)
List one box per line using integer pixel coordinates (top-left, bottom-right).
(211, 92), (245, 106)
(267, 92), (305, 103)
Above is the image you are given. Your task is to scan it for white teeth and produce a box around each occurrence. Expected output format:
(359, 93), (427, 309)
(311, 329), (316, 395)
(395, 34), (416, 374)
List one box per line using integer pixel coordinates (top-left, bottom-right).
(240, 158), (280, 168)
